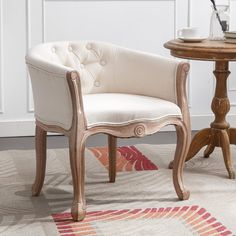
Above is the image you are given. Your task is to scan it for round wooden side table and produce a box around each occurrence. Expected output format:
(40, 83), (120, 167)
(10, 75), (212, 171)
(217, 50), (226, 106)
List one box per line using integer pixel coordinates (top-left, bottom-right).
(164, 39), (236, 179)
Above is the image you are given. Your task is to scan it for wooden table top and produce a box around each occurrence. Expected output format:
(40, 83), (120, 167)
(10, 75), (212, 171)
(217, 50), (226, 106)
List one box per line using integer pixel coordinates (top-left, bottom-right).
(164, 39), (236, 61)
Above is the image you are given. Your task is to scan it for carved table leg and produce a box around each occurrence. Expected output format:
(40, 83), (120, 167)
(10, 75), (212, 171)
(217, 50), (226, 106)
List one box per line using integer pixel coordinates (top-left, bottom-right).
(181, 61), (235, 179)
(185, 128), (211, 162)
(203, 144), (215, 158)
(209, 61), (234, 179)
(219, 130), (235, 179)
(169, 128), (211, 169)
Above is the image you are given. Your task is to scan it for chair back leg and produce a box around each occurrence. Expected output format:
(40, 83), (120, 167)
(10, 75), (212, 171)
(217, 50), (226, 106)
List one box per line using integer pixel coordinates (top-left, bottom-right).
(32, 125), (47, 196)
(108, 135), (117, 183)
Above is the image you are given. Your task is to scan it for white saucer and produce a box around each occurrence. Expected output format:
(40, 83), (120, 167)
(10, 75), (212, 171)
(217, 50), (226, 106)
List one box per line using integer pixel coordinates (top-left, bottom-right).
(178, 36), (207, 43)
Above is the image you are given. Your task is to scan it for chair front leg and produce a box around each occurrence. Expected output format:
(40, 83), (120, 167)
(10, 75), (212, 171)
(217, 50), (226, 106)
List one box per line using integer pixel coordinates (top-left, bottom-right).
(32, 125), (47, 196)
(69, 133), (86, 221)
(173, 122), (190, 200)
(108, 135), (117, 183)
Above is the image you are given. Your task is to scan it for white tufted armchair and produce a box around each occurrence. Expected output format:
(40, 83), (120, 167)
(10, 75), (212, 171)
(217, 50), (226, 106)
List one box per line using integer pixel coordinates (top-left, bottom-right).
(26, 41), (191, 221)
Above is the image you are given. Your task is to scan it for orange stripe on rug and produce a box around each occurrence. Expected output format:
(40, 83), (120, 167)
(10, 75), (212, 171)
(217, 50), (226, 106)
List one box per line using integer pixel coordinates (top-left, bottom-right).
(52, 206), (234, 236)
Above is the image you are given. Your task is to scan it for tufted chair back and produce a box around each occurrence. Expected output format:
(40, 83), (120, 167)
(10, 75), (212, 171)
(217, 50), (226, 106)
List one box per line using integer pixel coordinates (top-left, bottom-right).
(26, 41), (183, 130)
(27, 41), (179, 102)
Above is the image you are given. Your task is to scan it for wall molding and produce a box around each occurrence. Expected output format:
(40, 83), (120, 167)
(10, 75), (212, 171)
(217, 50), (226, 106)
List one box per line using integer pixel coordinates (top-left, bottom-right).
(26, 0), (34, 113)
(0, 0), (4, 114)
(176, 0), (192, 107)
(26, 0), (31, 49)
(228, 0), (236, 93)
(42, 0), (45, 43)
(187, 0), (192, 108)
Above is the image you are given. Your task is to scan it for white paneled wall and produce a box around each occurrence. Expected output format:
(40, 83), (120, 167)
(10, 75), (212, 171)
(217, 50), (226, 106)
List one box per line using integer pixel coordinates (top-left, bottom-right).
(0, 0), (236, 137)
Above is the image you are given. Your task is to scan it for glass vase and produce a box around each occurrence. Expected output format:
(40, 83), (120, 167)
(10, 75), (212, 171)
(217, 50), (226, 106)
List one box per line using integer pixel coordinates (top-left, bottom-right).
(209, 5), (230, 40)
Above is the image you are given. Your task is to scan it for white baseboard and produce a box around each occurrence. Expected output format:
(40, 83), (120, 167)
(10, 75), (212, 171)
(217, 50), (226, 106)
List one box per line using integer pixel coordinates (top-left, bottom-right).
(0, 120), (36, 137)
(1, 114), (236, 137)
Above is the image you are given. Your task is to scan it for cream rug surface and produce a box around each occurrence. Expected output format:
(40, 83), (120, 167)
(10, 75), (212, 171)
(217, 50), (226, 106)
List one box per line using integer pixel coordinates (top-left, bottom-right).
(0, 144), (236, 236)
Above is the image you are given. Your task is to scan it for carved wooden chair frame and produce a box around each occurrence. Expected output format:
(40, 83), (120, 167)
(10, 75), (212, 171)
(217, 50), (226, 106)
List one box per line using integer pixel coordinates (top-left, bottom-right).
(32, 62), (191, 221)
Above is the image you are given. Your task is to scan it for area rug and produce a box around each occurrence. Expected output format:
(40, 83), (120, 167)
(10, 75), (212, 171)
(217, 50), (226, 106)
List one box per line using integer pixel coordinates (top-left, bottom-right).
(0, 144), (236, 235)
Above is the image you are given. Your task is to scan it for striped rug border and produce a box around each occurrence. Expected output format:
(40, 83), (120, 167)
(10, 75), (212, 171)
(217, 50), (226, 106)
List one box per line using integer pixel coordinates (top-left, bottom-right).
(52, 206), (233, 236)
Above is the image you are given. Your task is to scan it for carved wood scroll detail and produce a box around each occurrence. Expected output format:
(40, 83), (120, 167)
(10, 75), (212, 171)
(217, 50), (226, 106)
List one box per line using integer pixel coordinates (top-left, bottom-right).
(134, 124), (146, 137)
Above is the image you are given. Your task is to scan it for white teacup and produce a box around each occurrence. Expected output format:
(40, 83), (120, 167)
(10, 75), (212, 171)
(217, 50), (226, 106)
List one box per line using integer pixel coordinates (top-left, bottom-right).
(177, 27), (199, 38)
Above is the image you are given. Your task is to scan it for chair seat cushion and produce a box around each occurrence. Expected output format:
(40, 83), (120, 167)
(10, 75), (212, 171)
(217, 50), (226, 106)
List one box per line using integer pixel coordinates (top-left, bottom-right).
(83, 93), (182, 127)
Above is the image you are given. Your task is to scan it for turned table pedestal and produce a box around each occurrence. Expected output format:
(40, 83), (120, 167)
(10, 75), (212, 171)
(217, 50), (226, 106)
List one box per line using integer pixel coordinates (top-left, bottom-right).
(164, 39), (236, 179)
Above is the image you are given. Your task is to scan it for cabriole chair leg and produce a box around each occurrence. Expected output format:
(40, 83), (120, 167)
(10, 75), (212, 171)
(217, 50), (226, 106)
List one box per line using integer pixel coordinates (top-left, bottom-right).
(69, 134), (86, 221)
(32, 125), (47, 196)
(173, 123), (190, 200)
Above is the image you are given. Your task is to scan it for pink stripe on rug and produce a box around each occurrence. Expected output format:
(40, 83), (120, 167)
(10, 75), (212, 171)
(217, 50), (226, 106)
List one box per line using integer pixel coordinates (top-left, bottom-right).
(52, 206), (234, 236)
(89, 145), (158, 171)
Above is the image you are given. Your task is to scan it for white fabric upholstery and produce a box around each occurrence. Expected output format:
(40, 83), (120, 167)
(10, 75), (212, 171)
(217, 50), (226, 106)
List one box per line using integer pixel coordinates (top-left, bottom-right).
(27, 65), (73, 129)
(83, 93), (182, 128)
(26, 41), (183, 130)
(27, 42), (180, 101)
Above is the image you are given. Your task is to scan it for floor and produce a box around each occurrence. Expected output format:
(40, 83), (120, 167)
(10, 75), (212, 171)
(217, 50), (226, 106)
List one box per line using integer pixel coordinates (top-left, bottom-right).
(0, 132), (187, 151)
(1, 142), (235, 235)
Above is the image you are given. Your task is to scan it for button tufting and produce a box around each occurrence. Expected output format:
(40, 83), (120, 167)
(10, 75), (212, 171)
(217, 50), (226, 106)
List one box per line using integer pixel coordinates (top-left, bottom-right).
(80, 63), (85, 69)
(51, 47), (56, 53)
(68, 46), (73, 52)
(100, 60), (106, 66)
(94, 80), (100, 87)
(86, 44), (92, 50)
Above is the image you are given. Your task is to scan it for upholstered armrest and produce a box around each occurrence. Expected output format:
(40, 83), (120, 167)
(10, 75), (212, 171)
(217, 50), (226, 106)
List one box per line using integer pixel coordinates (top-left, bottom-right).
(26, 55), (81, 130)
(26, 54), (73, 76)
(114, 47), (189, 105)
(113, 47), (190, 133)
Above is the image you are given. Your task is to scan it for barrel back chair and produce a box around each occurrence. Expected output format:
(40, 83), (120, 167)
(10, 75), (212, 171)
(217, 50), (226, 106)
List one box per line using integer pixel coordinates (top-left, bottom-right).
(26, 41), (191, 221)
